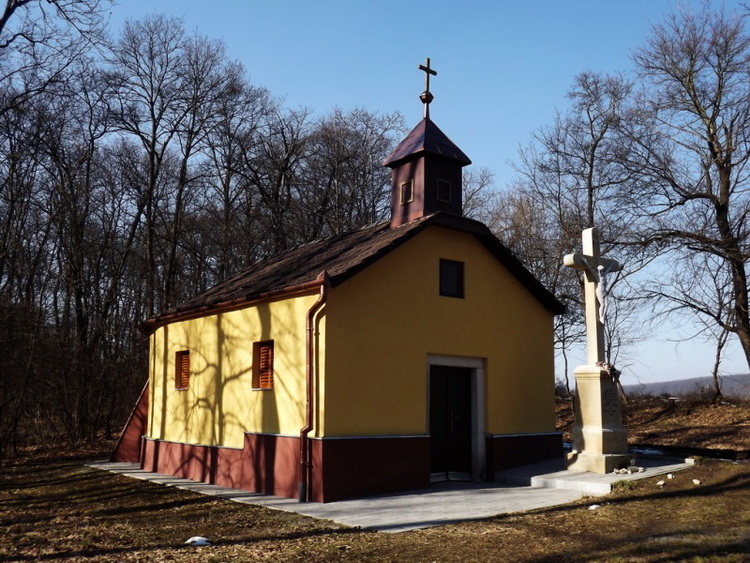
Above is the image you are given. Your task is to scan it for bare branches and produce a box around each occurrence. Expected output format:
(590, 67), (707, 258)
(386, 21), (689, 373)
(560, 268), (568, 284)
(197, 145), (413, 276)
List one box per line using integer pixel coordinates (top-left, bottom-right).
(627, 3), (750, 370)
(501, 69), (648, 387)
(0, 0), (110, 117)
(0, 10), (408, 451)
(300, 107), (404, 239)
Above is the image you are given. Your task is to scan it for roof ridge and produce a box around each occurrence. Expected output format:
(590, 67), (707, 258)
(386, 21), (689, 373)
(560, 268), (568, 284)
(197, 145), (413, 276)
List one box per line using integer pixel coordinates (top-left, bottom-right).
(224, 220), (390, 278)
(276, 219), (390, 254)
(144, 212), (563, 332)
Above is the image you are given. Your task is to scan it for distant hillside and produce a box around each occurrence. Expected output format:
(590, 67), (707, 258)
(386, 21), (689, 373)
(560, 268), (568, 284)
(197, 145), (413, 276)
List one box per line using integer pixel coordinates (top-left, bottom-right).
(623, 373), (750, 399)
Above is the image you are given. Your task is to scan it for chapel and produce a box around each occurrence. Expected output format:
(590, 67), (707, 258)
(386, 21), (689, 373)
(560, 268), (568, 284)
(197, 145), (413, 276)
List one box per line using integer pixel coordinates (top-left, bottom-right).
(112, 60), (564, 502)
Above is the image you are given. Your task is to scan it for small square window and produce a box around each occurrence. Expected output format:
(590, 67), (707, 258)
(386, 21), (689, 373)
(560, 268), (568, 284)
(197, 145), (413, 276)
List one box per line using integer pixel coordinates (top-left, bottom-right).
(400, 180), (414, 204)
(436, 179), (452, 203)
(175, 350), (190, 390)
(440, 259), (464, 298)
(253, 340), (274, 390)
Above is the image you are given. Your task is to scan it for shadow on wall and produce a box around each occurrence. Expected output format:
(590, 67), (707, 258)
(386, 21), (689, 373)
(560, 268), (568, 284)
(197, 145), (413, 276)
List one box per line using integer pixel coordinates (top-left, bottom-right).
(125, 292), (326, 499)
(139, 434), (300, 498)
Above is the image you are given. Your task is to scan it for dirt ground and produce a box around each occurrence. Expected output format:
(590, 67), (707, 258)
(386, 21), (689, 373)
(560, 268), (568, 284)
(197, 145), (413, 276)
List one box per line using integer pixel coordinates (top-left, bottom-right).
(1, 399), (749, 562)
(557, 394), (750, 452)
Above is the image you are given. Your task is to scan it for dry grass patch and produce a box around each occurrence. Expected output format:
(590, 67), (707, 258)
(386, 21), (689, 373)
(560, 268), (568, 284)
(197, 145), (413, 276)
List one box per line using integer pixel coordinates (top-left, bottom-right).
(2, 448), (750, 562)
(557, 396), (750, 452)
(624, 398), (750, 451)
(3, 401), (750, 561)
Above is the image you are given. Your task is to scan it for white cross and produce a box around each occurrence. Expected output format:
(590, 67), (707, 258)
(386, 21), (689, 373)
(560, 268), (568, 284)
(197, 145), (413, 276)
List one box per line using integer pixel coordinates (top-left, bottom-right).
(564, 227), (622, 366)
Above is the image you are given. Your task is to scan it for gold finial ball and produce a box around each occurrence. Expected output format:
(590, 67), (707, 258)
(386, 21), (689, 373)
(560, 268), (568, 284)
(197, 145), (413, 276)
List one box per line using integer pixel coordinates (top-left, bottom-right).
(419, 90), (434, 105)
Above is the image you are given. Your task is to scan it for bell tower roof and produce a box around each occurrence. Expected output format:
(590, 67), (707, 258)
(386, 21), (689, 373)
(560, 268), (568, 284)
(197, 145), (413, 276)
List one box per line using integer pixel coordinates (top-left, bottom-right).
(385, 58), (472, 228)
(383, 117), (471, 168)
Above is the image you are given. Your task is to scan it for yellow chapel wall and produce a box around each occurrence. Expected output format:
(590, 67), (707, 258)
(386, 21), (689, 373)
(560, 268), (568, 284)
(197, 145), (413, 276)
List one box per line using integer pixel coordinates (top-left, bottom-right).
(322, 226), (556, 437)
(147, 293), (324, 449)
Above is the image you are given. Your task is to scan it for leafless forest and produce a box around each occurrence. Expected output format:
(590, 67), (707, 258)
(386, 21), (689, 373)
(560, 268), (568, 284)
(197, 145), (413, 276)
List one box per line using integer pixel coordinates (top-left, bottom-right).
(2, 1), (750, 454)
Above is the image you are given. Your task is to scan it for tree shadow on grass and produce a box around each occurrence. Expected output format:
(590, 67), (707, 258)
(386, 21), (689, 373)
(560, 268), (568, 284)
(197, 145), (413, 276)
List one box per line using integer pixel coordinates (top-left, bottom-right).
(532, 534), (750, 563)
(1, 467), (220, 530)
(6, 526), (367, 561)
(476, 465), (750, 561)
(518, 469), (750, 518)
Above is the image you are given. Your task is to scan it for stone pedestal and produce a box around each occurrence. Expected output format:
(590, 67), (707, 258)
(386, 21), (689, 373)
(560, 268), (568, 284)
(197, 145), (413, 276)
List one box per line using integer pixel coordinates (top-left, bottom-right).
(566, 364), (630, 474)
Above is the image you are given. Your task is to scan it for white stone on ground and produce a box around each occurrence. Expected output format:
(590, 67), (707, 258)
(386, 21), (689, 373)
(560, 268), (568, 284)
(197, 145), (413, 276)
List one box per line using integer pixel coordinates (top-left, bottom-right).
(185, 537), (211, 546)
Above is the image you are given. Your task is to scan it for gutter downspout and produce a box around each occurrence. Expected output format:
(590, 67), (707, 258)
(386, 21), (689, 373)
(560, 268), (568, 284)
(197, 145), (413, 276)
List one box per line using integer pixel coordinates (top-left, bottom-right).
(299, 271), (329, 502)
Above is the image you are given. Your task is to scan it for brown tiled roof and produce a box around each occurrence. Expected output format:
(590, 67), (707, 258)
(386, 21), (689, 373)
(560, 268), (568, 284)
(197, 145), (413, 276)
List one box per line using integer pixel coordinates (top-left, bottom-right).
(143, 213), (563, 332)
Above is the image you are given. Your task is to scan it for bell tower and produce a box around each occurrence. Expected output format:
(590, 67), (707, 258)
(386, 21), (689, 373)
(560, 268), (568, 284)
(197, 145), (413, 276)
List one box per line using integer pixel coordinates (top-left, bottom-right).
(383, 58), (471, 228)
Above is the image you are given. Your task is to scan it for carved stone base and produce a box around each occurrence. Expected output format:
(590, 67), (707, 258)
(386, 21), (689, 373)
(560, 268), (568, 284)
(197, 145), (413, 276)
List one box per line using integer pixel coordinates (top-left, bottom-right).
(566, 451), (631, 474)
(566, 364), (630, 474)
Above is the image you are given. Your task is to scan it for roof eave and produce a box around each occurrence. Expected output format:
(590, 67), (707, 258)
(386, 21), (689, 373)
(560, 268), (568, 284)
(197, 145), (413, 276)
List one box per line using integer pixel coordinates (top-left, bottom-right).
(141, 271), (330, 334)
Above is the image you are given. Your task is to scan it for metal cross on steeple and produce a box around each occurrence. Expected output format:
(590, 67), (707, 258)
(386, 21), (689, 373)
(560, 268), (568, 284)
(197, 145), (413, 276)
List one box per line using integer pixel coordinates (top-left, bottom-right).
(418, 58), (437, 119)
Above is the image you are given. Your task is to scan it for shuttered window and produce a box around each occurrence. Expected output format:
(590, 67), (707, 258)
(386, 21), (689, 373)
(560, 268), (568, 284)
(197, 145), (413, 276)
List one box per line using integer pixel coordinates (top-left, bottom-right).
(253, 340), (274, 390)
(175, 350), (190, 390)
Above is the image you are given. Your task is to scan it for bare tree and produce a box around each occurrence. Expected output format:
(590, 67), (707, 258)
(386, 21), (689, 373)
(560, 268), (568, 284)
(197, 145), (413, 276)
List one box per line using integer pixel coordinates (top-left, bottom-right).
(238, 107), (310, 254)
(622, 3), (750, 372)
(105, 14), (187, 315)
(161, 34), (247, 306)
(0, 8), (432, 452)
(648, 250), (734, 402)
(299, 107), (404, 239)
(505, 72), (648, 379)
(200, 80), (273, 280)
(0, 0), (109, 116)
(462, 166), (497, 223)
(29, 55), (143, 440)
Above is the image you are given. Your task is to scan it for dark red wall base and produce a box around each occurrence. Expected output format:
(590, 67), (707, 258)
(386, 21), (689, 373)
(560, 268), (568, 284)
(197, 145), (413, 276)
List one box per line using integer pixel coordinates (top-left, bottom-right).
(141, 434), (300, 498)
(141, 434), (430, 502)
(486, 433), (563, 475)
(138, 432), (561, 502)
(311, 436), (430, 502)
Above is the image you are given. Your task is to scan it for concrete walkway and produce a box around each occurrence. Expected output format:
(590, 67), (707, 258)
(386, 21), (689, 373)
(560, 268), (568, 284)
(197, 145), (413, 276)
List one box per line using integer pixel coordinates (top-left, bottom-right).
(88, 456), (691, 533)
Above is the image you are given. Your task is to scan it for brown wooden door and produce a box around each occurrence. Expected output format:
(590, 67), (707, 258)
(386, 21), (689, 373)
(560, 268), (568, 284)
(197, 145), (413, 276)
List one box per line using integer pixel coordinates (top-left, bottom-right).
(429, 365), (472, 480)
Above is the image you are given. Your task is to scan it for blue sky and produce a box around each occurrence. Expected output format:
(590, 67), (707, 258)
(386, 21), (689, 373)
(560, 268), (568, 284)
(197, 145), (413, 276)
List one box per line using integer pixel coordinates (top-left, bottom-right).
(109, 0), (696, 186)
(108, 0), (748, 383)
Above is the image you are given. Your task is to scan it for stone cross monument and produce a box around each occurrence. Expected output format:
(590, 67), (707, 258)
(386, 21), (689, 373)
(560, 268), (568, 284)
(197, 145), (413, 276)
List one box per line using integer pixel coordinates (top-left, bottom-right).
(564, 227), (630, 473)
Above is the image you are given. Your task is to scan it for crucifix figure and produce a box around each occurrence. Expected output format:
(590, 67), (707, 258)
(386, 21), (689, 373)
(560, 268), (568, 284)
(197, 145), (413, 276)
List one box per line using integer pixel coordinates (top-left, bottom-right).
(563, 227), (622, 366)
(564, 227), (629, 474)
(418, 57), (437, 119)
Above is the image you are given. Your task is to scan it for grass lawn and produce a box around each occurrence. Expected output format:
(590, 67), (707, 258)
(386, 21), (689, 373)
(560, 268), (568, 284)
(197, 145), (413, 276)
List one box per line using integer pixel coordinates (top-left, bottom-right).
(1, 447), (749, 562)
(3, 400), (750, 561)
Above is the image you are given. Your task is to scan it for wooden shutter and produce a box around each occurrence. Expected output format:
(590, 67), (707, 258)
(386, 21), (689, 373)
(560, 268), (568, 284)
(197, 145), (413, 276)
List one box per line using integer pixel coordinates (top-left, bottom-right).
(258, 342), (274, 389)
(175, 351), (190, 389)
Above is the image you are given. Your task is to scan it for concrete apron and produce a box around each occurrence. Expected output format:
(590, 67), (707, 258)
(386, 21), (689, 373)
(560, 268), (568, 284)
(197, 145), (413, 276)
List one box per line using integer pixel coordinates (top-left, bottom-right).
(88, 456), (691, 534)
(498, 456), (693, 496)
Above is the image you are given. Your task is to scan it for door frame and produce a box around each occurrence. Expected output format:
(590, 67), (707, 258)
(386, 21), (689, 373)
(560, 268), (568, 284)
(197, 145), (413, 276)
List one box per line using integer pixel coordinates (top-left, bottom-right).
(427, 354), (486, 482)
